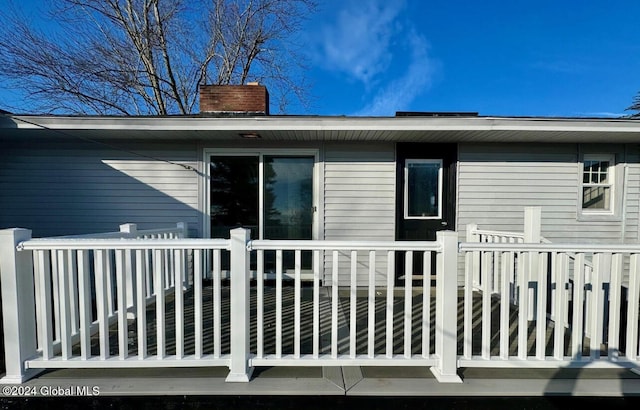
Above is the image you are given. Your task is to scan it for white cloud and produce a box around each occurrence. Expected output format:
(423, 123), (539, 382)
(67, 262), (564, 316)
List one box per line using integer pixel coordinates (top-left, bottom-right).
(355, 32), (434, 116)
(315, 0), (437, 116)
(320, 1), (405, 83)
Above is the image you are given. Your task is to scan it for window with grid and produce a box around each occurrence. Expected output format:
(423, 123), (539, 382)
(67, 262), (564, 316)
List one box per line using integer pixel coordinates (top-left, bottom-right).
(582, 155), (614, 212)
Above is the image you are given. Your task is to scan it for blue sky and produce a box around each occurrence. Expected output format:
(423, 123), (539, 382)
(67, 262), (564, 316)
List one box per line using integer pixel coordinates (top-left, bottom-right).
(298, 0), (640, 117)
(2, 0), (640, 118)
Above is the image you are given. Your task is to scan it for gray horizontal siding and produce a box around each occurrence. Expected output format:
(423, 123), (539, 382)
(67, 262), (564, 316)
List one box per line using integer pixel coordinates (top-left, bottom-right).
(323, 143), (396, 285)
(457, 143), (632, 244)
(0, 139), (200, 237)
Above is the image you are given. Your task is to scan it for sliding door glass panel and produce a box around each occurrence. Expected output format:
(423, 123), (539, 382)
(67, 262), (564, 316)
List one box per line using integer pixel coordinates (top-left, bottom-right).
(263, 156), (314, 272)
(263, 156), (314, 240)
(210, 156), (259, 239)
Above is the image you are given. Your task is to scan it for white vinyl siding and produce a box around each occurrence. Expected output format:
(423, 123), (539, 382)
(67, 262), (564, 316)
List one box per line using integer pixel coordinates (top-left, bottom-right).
(323, 143), (396, 285)
(0, 140), (199, 237)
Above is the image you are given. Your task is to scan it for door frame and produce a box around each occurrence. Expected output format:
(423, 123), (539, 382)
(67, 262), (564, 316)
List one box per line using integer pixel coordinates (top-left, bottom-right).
(202, 148), (320, 240)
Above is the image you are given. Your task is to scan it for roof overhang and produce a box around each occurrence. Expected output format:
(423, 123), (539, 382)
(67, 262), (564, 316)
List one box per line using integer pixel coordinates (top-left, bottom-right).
(2, 114), (640, 143)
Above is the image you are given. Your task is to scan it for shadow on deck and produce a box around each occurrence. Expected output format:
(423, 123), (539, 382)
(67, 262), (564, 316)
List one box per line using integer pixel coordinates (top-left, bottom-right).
(90, 283), (602, 358)
(9, 283), (640, 398)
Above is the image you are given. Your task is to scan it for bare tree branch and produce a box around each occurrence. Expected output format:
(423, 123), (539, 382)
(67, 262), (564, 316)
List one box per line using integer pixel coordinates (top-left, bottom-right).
(0, 0), (316, 115)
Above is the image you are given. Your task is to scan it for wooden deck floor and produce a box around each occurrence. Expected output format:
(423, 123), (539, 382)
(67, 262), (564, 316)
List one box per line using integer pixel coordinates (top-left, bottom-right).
(92, 283), (597, 359)
(8, 284), (640, 398)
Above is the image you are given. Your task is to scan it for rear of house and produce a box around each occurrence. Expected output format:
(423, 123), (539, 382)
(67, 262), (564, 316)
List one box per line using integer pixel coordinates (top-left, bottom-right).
(2, 85), (640, 286)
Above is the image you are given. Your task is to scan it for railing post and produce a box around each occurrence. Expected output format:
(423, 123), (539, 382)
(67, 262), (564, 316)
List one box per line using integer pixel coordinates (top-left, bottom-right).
(524, 207), (541, 320)
(0, 229), (43, 383)
(176, 222), (188, 238)
(226, 227), (253, 382)
(431, 231), (462, 383)
(523, 207), (541, 243)
(119, 223), (138, 238)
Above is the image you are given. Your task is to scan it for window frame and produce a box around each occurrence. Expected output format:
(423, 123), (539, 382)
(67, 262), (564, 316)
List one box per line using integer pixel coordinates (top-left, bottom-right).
(578, 153), (618, 219)
(403, 159), (443, 220)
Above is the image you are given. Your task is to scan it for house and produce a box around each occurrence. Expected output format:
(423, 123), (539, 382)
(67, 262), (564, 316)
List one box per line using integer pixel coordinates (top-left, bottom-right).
(3, 85), (640, 274)
(1, 84), (640, 398)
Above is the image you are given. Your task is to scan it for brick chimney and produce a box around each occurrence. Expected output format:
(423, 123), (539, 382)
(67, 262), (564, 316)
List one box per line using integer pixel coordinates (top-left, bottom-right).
(199, 83), (269, 115)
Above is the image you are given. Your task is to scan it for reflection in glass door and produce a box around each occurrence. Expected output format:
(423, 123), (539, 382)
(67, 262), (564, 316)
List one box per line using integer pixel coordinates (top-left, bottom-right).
(209, 153), (315, 273)
(263, 156), (314, 240)
(210, 155), (259, 239)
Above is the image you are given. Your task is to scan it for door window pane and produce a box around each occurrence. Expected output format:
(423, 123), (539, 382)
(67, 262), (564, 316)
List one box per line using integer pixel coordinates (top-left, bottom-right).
(405, 160), (442, 219)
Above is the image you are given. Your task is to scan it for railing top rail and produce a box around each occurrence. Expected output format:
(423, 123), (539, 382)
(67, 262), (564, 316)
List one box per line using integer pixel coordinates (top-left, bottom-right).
(18, 238), (230, 251)
(460, 241), (640, 254)
(471, 229), (525, 238)
(248, 239), (441, 252)
(135, 227), (185, 236)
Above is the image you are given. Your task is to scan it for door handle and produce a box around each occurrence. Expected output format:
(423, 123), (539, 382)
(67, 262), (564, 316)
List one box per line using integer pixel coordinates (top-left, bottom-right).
(441, 221), (448, 226)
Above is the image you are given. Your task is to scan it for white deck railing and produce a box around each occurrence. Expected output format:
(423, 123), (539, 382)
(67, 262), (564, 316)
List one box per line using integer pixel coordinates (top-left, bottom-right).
(1, 218), (639, 385)
(458, 241), (640, 370)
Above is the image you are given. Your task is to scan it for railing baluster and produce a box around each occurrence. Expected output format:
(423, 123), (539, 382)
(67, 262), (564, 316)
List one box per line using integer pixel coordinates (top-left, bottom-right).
(536, 252), (548, 359)
(626, 253), (640, 360)
(404, 251), (413, 358)
(463, 250), (474, 359)
(276, 249), (283, 358)
(481, 251), (491, 359)
(213, 249), (221, 359)
(368, 250), (376, 358)
(94, 249), (109, 360)
(136, 249), (147, 359)
(105, 250), (115, 318)
(313, 250), (320, 358)
(194, 249), (202, 359)
(57, 250), (72, 359)
(77, 250), (92, 360)
(350, 250), (357, 358)
(500, 251), (511, 359)
(174, 249), (184, 359)
(331, 250), (339, 358)
(295, 250), (302, 358)
(422, 251), (431, 358)
(590, 253), (604, 359)
(572, 253), (586, 359)
(517, 251), (530, 359)
(51, 250), (61, 343)
(115, 249), (128, 360)
(154, 249), (165, 359)
(607, 253), (623, 358)
(67, 250), (79, 336)
(145, 249), (153, 297)
(553, 252), (568, 360)
(36, 250), (53, 360)
(386, 250), (394, 358)
(492, 248), (500, 294)
(257, 249), (264, 359)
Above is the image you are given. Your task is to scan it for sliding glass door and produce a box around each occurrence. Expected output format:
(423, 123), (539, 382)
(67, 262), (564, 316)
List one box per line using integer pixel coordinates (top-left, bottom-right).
(209, 152), (316, 274)
(210, 154), (314, 240)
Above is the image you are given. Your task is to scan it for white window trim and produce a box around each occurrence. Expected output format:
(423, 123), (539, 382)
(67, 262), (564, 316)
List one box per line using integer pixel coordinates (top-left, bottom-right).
(202, 148), (320, 240)
(404, 159), (443, 220)
(580, 153), (616, 216)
